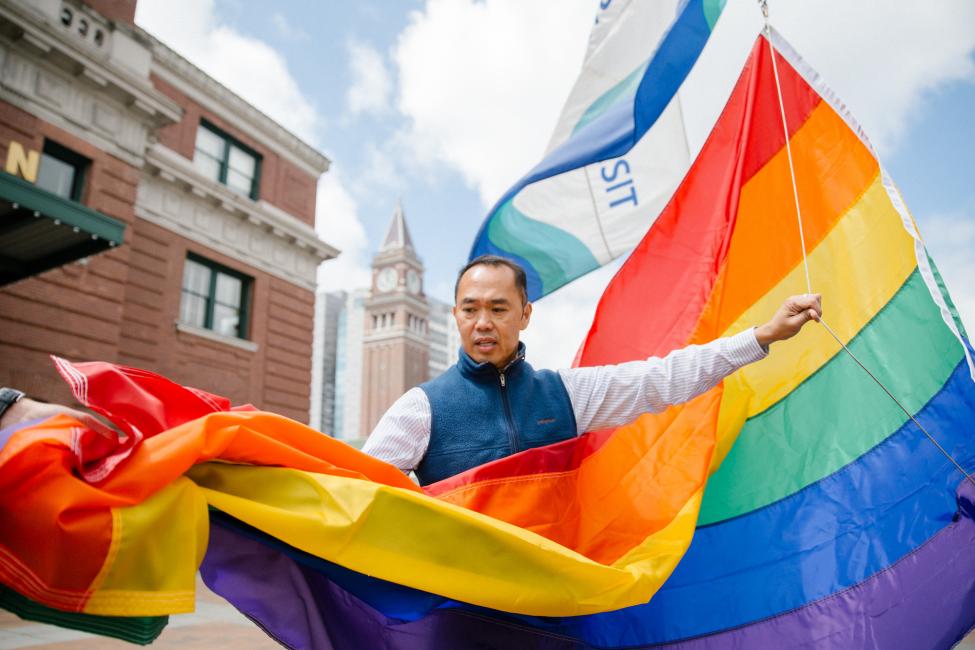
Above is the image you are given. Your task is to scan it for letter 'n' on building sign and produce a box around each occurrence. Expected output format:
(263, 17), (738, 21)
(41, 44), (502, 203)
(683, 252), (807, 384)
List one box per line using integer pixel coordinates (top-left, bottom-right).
(5, 141), (40, 183)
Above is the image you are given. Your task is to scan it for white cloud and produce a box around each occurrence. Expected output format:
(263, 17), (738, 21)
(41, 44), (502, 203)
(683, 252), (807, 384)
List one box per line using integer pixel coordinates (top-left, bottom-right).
(272, 12), (309, 41)
(315, 169), (373, 293)
(346, 40), (394, 117)
(916, 212), (975, 334)
(135, 0), (320, 144)
(356, 141), (407, 196)
(393, 0), (595, 206)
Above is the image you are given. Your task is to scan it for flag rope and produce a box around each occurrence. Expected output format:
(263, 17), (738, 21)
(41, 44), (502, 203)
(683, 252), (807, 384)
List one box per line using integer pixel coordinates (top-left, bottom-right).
(759, 0), (975, 487)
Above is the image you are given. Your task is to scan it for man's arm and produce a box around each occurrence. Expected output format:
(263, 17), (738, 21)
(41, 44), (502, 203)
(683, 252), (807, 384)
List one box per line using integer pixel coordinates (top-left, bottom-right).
(360, 387), (432, 472)
(560, 329), (766, 433)
(561, 293), (822, 433)
(0, 391), (118, 439)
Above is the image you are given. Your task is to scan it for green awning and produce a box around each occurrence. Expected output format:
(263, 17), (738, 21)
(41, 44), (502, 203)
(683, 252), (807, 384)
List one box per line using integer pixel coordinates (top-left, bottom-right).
(0, 171), (126, 285)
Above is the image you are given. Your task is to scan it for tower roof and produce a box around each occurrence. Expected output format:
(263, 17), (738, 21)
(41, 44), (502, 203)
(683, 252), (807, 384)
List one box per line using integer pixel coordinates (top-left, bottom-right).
(380, 200), (414, 253)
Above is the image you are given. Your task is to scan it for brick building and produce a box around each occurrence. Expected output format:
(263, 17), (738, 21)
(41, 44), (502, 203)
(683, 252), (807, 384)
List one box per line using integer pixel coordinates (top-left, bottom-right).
(0, 0), (338, 422)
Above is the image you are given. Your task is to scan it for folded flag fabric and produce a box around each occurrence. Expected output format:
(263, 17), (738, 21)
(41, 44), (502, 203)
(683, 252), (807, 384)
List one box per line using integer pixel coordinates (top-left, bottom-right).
(2, 27), (974, 650)
(469, 0), (727, 300)
(0, 353), (708, 620)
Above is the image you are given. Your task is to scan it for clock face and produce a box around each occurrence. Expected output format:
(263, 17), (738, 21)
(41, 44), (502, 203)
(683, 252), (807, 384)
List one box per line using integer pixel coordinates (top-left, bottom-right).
(377, 267), (397, 292)
(406, 269), (421, 294)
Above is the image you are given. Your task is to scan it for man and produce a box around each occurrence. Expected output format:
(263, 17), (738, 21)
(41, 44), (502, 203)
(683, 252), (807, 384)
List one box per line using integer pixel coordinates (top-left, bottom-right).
(363, 255), (821, 485)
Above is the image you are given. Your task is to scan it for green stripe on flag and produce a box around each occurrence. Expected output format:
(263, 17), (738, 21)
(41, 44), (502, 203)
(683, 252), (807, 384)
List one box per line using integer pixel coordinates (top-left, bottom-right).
(925, 250), (969, 339)
(0, 585), (168, 645)
(700, 268), (965, 524)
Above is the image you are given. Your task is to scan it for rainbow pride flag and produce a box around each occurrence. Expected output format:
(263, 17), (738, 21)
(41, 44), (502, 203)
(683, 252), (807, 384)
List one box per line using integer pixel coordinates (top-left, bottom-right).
(2, 30), (974, 649)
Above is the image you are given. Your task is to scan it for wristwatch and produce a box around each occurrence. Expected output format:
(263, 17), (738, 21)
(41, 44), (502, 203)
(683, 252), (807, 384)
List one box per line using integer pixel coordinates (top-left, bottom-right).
(0, 387), (26, 425)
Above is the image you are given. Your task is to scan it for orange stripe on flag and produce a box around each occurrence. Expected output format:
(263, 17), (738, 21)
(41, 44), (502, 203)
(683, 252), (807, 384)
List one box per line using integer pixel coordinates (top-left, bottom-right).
(690, 101), (879, 343)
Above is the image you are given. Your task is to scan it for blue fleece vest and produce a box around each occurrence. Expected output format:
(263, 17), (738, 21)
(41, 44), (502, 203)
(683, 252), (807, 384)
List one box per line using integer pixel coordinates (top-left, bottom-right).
(415, 343), (577, 486)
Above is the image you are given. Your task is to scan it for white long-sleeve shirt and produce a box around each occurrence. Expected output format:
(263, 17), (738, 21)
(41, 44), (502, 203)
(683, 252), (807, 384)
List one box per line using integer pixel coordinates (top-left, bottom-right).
(362, 329), (767, 471)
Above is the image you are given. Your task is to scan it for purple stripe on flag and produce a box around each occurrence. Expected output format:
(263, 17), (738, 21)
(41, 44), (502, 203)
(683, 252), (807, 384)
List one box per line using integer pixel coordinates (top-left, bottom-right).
(655, 481), (975, 649)
(201, 481), (975, 650)
(200, 522), (336, 649)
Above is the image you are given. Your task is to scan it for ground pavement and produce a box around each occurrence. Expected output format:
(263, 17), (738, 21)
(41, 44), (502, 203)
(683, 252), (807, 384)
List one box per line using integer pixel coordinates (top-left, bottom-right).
(1, 580), (974, 649)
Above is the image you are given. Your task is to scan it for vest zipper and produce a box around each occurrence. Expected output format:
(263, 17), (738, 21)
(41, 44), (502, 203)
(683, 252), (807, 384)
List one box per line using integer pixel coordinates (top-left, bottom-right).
(498, 365), (521, 453)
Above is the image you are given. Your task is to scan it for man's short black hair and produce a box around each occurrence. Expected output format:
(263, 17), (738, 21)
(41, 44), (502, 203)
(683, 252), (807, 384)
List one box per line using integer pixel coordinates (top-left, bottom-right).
(454, 255), (528, 305)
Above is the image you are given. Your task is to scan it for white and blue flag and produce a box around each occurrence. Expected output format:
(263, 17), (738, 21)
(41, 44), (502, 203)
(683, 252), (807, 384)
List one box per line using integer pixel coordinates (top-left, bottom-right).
(469, 0), (727, 300)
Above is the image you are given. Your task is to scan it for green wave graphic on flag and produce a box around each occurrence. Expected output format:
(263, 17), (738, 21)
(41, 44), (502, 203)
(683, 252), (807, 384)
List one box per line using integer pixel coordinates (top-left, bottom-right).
(703, 0), (726, 29)
(487, 199), (599, 297)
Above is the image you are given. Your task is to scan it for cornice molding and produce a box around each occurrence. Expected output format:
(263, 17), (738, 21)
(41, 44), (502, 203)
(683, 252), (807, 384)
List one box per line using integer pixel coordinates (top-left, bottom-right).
(364, 291), (429, 313)
(143, 30), (330, 178)
(137, 143), (339, 291)
(144, 143), (338, 258)
(0, 1), (181, 128)
(362, 327), (429, 347)
(372, 248), (423, 269)
(0, 46), (141, 167)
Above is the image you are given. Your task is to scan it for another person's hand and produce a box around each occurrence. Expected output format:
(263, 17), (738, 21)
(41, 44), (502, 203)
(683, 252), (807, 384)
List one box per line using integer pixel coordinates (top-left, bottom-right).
(755, 294), (822, 348)
(0, 397), (118, 440)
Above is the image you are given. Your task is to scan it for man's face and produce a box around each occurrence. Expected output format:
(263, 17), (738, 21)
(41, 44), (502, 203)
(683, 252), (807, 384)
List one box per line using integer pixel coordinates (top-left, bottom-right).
(453, 264), (532, 368)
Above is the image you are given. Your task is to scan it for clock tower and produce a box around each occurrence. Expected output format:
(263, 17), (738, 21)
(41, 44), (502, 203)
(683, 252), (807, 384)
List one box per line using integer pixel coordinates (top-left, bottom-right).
(360, 202), (430, 437)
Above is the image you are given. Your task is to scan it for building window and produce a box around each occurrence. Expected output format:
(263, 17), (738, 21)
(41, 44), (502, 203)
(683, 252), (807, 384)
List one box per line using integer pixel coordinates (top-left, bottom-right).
(35, 141), (88, 201)
(179, 254), (252, 339)
(407, 314), (425, 332)
(193, 121), (261, 199)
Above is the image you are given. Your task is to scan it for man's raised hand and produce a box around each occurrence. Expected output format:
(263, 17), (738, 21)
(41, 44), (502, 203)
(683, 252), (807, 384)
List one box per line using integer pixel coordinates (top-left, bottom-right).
(755, 294), (822, 348)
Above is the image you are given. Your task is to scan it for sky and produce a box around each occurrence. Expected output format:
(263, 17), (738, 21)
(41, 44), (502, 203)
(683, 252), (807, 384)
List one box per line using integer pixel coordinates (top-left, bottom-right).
(134, 0), (975, 370)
